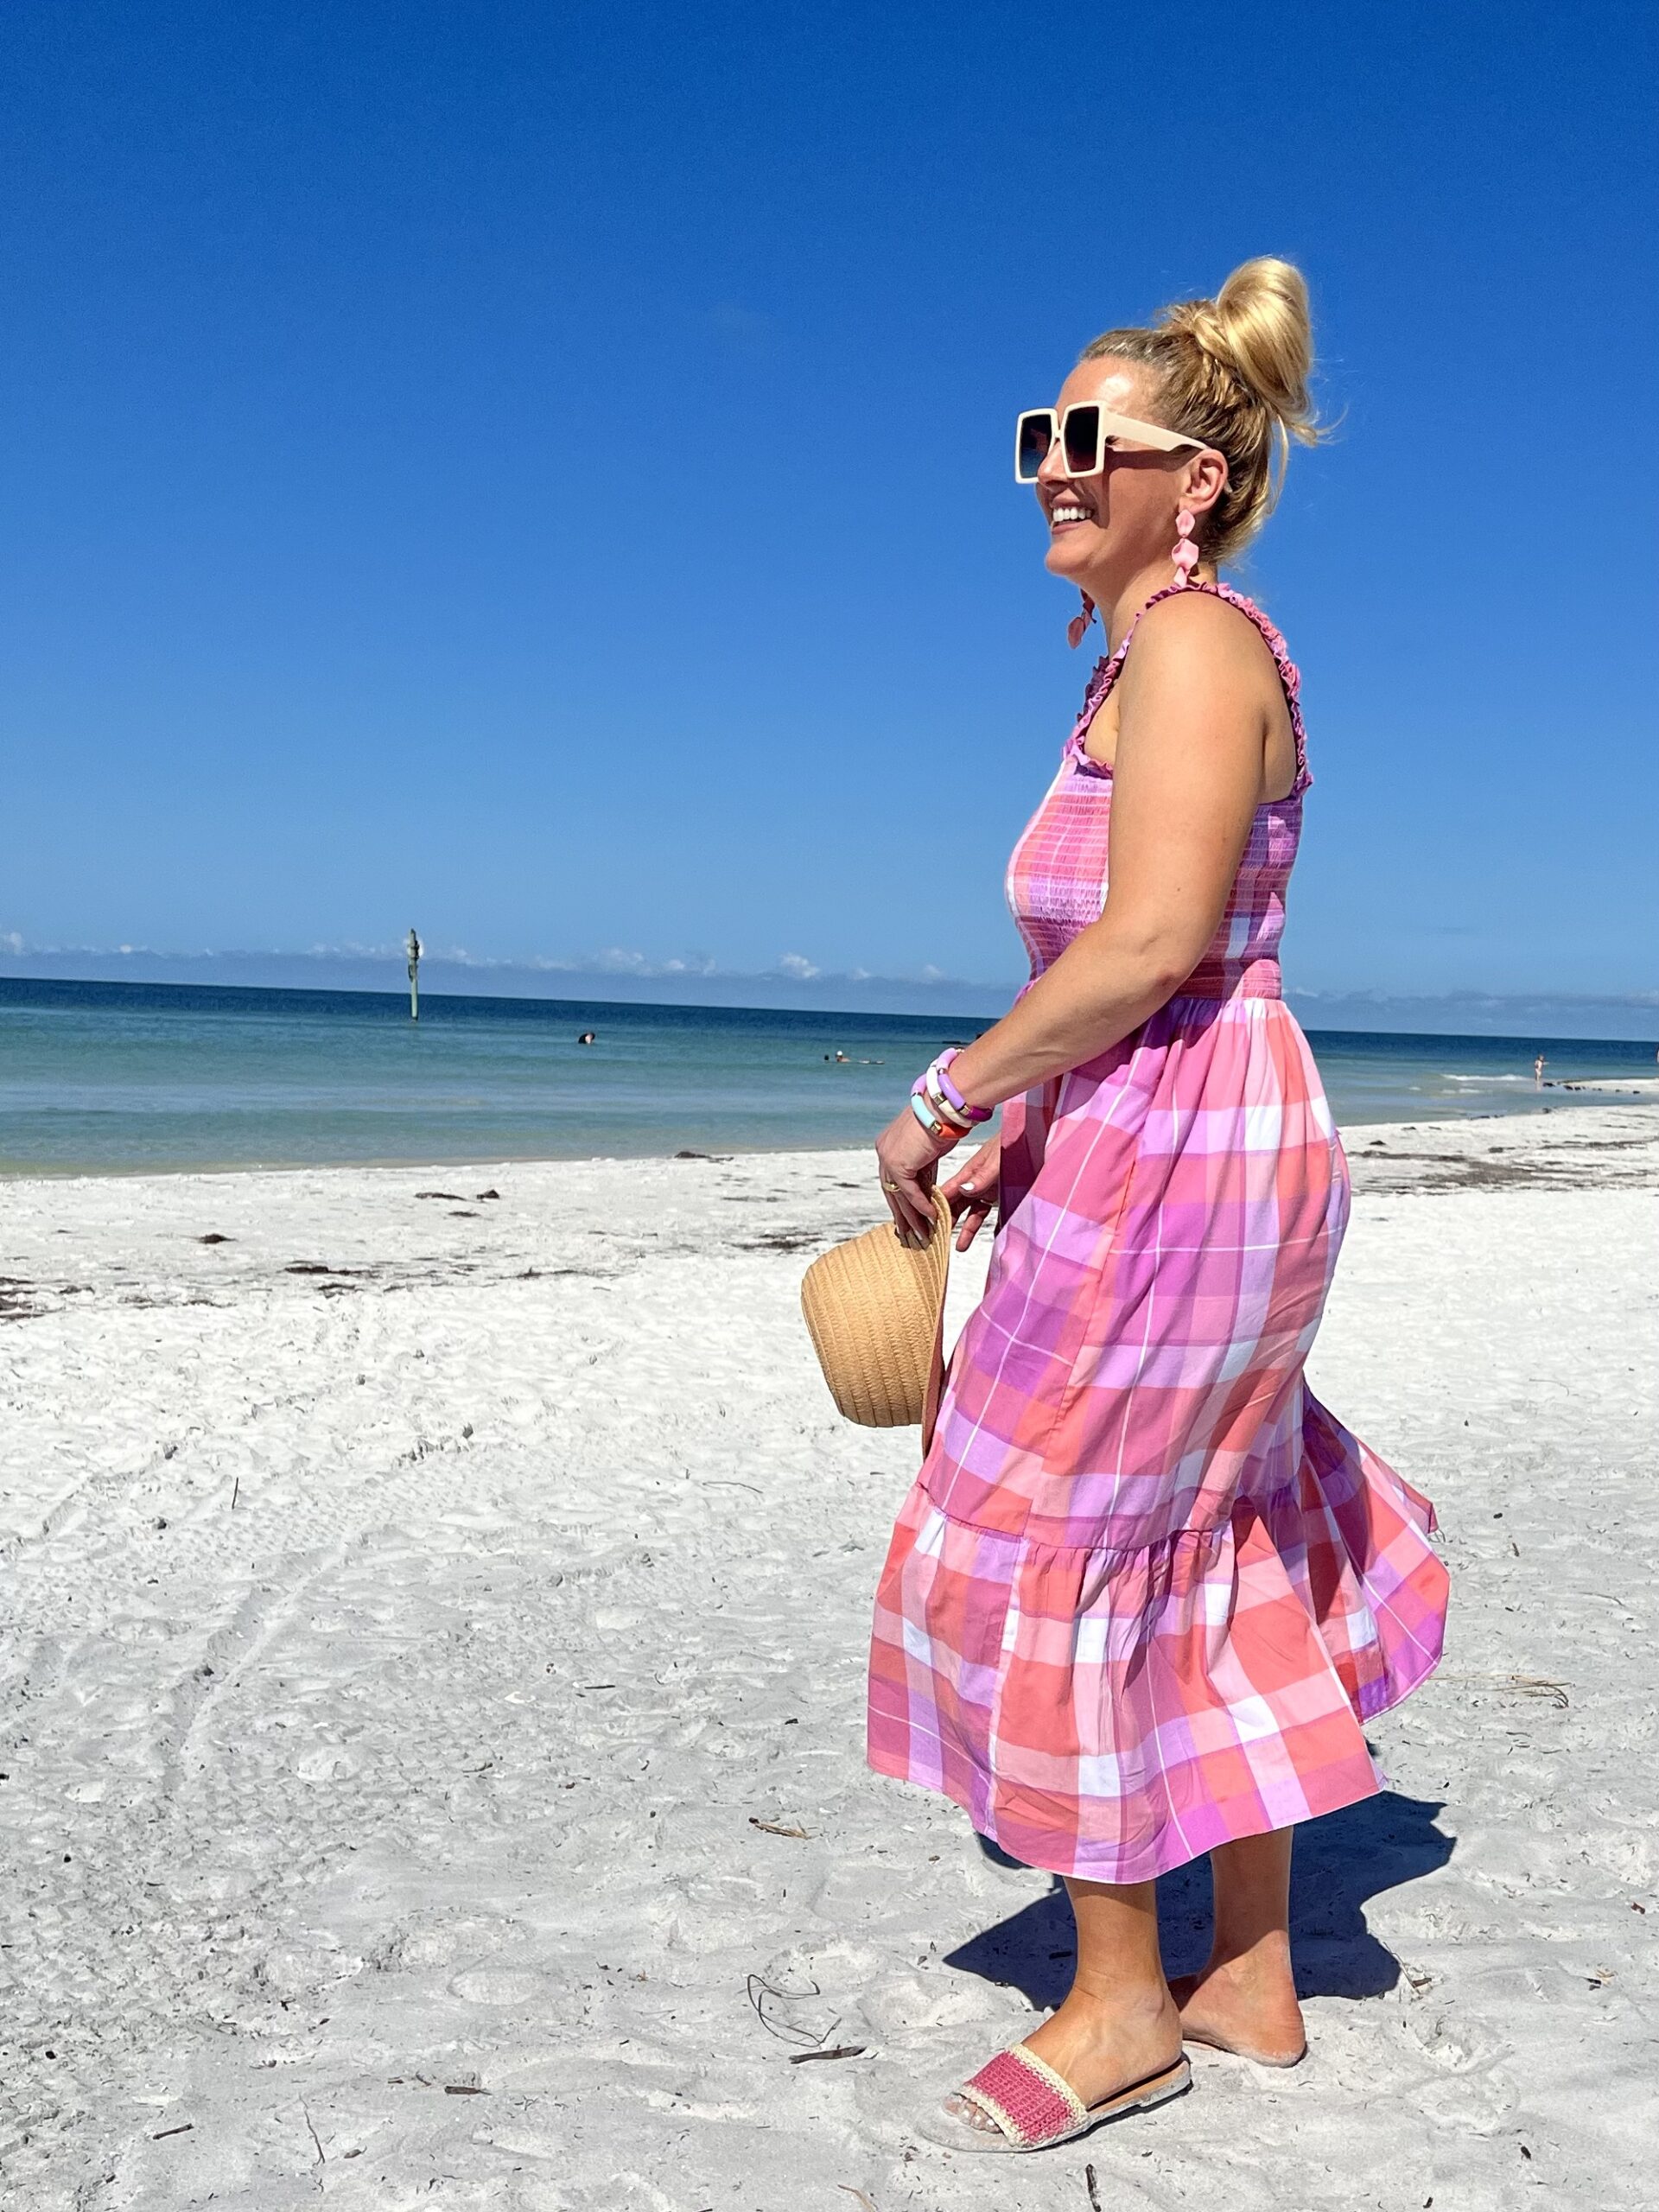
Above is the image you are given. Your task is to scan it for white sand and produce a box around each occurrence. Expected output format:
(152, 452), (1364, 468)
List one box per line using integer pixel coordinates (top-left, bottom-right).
(3, 1104), (1656, 2210)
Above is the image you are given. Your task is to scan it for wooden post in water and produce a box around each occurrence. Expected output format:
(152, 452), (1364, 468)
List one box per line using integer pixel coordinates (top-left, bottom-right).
(406, 927), (422, 1021)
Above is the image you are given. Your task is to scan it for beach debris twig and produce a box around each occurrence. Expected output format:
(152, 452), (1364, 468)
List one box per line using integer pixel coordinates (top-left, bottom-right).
(746, 1971), (840, 2049)
(789, 2044), (868, 2065)
(1503, 1675), (1568, 1706)
(302, 2102), (326, 2164)
(1439, 1671), (1569, 1707)
(1085, 2164), (1103, 2210)
(150, 2122), (194, 2141)
(749, 1815), (812, 1839)
(230, 1477), (239, 1512)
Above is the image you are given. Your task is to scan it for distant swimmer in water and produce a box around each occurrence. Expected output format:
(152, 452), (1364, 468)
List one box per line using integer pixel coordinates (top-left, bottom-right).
(1533, 1053), (1545, 1088)
(577, 1031), (596, 1046)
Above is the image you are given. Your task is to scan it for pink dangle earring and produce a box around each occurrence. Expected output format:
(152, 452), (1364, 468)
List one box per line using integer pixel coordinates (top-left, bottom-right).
(1066, 591), (1096, 650)
(1170, 509), (1199, 589)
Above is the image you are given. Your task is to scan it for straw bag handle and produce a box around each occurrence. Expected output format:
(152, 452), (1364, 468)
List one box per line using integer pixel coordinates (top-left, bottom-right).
(919, 1185), (952, 1455)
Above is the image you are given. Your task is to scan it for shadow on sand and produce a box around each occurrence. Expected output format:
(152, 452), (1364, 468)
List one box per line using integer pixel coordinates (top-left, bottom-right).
(945, 1785), (1452, 2014)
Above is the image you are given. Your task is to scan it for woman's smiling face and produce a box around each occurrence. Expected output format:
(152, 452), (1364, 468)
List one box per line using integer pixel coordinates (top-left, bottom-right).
(1034, 358), (1192, 587)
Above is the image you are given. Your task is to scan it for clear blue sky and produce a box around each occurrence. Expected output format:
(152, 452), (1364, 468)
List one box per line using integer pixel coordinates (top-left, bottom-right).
(2, 0), (1655, 1025)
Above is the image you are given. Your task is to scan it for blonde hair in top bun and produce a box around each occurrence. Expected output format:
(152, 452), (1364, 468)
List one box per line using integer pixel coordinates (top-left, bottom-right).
(1082, 257), (1324, 564)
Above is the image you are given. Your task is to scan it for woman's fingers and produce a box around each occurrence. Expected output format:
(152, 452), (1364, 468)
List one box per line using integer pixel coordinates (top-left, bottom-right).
(878, 1160), (937, 1242)
(940, 1137), (998, 1250)
(875, 1154), (930, 1243)
(879, 1177), (913, 1238)
(890, 1173), (937, 1243)
(952, 1180), (994, 1249)
(876, 1107), (964, 1244)
(954, 1200), (991, 1252)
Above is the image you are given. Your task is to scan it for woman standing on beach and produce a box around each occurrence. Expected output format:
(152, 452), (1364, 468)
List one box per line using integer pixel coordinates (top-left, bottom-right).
(868, 257), (1449, 2153)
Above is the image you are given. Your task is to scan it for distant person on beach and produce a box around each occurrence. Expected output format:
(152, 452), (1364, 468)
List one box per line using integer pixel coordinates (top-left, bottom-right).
(576, 1031), (596, 1046)
(1534, 1053), (1546, 1087)
(866, 258), (1449, 2151)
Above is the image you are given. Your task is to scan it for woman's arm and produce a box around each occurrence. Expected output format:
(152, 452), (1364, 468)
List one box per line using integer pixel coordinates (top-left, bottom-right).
(953, 597), (1269, 1103)
(876, 596), (1270, 1237)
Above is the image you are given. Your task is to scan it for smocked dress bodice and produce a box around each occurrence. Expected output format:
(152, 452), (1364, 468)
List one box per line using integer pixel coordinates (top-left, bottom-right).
(1006, 579), (1311, 1001)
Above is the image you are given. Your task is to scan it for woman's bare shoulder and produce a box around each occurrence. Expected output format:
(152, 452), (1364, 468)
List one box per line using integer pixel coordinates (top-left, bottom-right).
(1128, 588), (1271, 670)
(1118, 589), (1283, 719)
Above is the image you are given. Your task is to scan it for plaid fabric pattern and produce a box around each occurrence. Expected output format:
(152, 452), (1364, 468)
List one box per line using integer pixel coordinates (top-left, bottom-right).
(1014, 580), (1308, 1002)
(867, 588), (1449, 1883)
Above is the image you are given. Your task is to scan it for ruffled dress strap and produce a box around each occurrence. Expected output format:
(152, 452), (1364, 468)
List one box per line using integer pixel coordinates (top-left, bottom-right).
(1067, 579), (1311, 794)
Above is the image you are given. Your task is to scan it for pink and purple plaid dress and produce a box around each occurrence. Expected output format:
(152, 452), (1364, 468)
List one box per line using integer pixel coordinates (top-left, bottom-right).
(868, 582), (1449, 1883)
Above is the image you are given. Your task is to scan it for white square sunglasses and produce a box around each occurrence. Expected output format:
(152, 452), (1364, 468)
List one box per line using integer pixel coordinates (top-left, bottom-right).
(1015, 403), (1206, 482)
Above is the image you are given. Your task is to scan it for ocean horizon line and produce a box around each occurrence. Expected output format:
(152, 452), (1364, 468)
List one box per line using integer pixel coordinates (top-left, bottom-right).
(1, 958), (1655, 1044)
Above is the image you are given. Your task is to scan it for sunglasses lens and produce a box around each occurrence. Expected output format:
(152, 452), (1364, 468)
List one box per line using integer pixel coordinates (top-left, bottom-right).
(1062, 405), (1101, 476)
(1015, 413), (1053, 481)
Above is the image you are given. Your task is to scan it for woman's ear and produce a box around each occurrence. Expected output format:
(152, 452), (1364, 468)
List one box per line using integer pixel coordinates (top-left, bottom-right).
(1182, 448), (1228, 519)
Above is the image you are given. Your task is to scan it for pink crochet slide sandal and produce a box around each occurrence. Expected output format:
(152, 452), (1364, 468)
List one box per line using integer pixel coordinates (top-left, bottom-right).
(917, 2041), (1192, 2153)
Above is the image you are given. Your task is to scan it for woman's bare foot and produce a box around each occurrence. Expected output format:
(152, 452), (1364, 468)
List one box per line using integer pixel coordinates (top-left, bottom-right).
(941, 1986), (1184, 2134)
(1168, 1950), (1306, 2067)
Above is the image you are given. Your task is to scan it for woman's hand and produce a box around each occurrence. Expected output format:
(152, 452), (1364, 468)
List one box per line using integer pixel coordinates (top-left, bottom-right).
(940, 1135), (1000, 1252)
(874, 1105), (959, 1244)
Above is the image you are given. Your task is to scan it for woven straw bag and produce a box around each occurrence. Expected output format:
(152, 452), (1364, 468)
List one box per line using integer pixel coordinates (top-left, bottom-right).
(800, 1186), (953, 1447)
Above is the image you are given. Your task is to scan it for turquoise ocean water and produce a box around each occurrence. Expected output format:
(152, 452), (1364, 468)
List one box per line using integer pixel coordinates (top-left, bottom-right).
(0, 979), (1651, 1178)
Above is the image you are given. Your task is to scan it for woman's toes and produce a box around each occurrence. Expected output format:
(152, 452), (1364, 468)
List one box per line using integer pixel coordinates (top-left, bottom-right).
(942, 2092), (1000, 2133)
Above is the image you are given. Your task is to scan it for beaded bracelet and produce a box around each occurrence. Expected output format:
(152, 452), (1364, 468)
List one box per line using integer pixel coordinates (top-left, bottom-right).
(927, 1050), (993, 1125)
(908, 1090), (962, 1144)
(912, 1072), (973, 1131)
